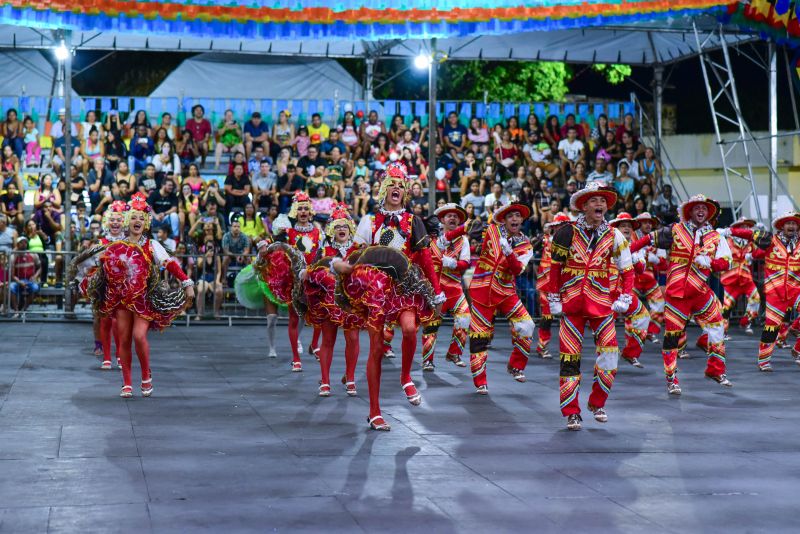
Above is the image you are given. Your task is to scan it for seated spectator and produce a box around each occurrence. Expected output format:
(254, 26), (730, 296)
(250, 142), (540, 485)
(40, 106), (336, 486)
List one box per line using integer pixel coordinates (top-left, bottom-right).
(338, 111), (361, 159)
(325, 146), (349, 202)
(178, 182), (199, 239)
(559, 113), (585, 141)
(352, 177), (371, 219)
(443, 112), (468, 161)
(587, 155), (613, 185)
(525, 113), (543, 139)
(572, 161), (588, 190)
(613, 161), (636, 201)
(126, 109), (152, 138)
(176, 129), (199, 169)
(87, 158), (115, 211)
(252, 159), (277, 212)
(227, 150), (248, 178)
(153, 127), (170, 155)
(543, 115), (562, 152)
(186, 105), (212, 168)
(277, 164), (305, 213)
(51, 133), (81, 179)
(1, 182), (24, 229)
(194, 244), (223, 320)
(504, 166), (527, 199)
(395, 129), (418, 156)
(0, 214), (17, 252)
(467, 117), (489, 159)
(532, 177), (554, 224)
(523, 131), (559, 181)
(155, 226), (177, 252)
(1, 145), (21, 193)
(66, 166), (88, 211)
(223, 162), (251, 218)
(460, 180), (486, 217)
(639, 146), (662, 186)
(190, 217), (223, 250)
(138, 164), (159, 196)
(203, 200), (227, 232)
(484, 182), (510, 218)
(80, 110), (103, 143)
(112, 181), (132, 203)
(182, 163), (204, 195)
(34, 174), (62, 211)
(247, 145), (269, 177)
(618, 147), (641, 182)
(401, 147), (425, 181)
(157, 112), (178, 141)
(308, 113), (330, 145)
(480, 154), (499, 195)
(638, 182), (656, 210)
(557, 126), (586, 181)
(359, 110), (386, 157)
(153, 141), (181, 183)
(22, 116), (41, 167)
(620, 130), (645, 161)
(297, 145), (325, 180)
(409, 116), (428, 152)
(104, 130), (127, 172)
(652, 183), (679, 224)
(320, 130), (346, 159)
(493, 129), (519, 178)
(50, 108), (78, 141)
(200, 180), (227, 218)
(456, 150), (480, 196)
(244, 112), (270, 158)
(294, 126), (311, 158)
(114, 160), (137, 192)
(506, 116), (524, 144)
(128, 124), (154, 173)
(408, 181), (428, 214)
(214, 109), (245, 171)
(388, 114), (406, 145)
(601, 129), (622, 161)
(590, 113), (613, 148)
(311, 185), (335, 225)
(9, 236), (41, 314)
(147, 178), (180, 238)
(104, 110), (123, 138)
(271, 110), (295, 161)
(239, 202), (265, 240)
(2, 109), (24, 159)
(221, 218), (251, 278)
(615, 113), (638, 143)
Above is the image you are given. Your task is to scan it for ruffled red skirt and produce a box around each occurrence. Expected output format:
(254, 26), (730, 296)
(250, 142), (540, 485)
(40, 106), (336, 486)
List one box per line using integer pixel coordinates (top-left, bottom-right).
(256, 247), (295, 306)
(342, 265), (433, 331)
(304, 264), (363, 331)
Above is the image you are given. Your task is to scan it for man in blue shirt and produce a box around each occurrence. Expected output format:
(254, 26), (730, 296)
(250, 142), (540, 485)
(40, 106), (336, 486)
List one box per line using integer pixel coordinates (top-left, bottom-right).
(244, 112), (271, 159)
(320, 130), (346, 159)
(442, 112), (468, 161)
(128, 125), (154, 173)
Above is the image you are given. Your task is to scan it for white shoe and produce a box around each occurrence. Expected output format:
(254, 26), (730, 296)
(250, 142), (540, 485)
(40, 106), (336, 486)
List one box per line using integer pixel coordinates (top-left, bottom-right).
(590, 406), (608, 423)
(744, 326), (754, 335)
(667, 382), (682, 396)
(268, 348), (277, 359)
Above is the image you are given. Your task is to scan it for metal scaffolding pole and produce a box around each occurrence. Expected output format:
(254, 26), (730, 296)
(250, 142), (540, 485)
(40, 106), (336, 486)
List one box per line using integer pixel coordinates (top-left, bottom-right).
(62, 29), (74, 311)
(768, 42), (778, 222)
(364, 57), (374, 116)
(653, 65), (664, 157)
(427, 38), (437, 215)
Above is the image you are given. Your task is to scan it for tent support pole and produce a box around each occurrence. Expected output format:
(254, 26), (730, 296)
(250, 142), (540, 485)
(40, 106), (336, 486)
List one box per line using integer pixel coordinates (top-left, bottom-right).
(365, 57), (374, 114)
(653, 64), (664, 158)
(62, 29), (74, 312)
(427, 38), (437, 216)
(768, 41), (778, 223)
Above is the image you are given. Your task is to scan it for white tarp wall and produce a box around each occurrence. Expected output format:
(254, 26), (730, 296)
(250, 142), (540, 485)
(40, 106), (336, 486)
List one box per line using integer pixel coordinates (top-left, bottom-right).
(150, 53), (364, 101)
(0, 49), (79, 98)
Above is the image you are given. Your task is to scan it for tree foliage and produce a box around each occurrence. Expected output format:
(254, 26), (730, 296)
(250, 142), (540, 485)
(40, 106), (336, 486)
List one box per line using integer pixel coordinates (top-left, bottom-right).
(439, 60), (630, 102)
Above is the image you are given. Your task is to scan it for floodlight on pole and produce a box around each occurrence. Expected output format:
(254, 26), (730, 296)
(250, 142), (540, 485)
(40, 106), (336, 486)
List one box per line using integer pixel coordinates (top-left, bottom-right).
(414, 53), (432, 70)
(55, 41), (69, 62)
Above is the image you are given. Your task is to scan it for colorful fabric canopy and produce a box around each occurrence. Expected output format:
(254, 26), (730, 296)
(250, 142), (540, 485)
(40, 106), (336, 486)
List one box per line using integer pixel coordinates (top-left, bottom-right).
(0, 1), (732, 40)
(726, 0), (800, 46)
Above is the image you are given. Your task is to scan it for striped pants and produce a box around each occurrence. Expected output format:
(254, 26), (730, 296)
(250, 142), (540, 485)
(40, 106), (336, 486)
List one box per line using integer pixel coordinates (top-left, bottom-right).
(722, 280), (760, 332)
(559, 314), (619, 417)
(621, 295), (651, 361)
(662, 290), (726, 384)
(758, 290), (800, 368)
(536, 292), (553, 354)
(468, 295), (534, 388)
(422, 290), (471, 365)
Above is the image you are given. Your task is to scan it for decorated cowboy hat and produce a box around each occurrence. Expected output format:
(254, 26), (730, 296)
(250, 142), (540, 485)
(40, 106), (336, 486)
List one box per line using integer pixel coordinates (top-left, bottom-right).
(609, 212), (641, 230)
(730, 216), (756, 229)
(569, 181), (618, 212)
(494, 202), (532, 223)
(680, 194), (719, 223)
(772, 211), (800, 231)
(434, 203), (467, 224)
(634, 211), (660, 226)
(545, 212), (571, 228)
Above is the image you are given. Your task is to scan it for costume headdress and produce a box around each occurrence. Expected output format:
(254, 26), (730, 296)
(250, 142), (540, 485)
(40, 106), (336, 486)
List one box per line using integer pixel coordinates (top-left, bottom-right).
(493, 202), (532, 223)
(125, 192), (152, 229)
(730, 216), (756, 229)
(679, 194), (719, 223)
(288, 191), (315, 219)
(634, 211), (660, 227)
(325, 203), (356, 239)
(609, 212), (641, 230)
(772, 211), (800, 231)
(377, 161), (411, 204)
(434, 203), (467, 225)
(569, 181), (618, 212)
(545, 212), (571, 228)
(101, 200), (129, 233)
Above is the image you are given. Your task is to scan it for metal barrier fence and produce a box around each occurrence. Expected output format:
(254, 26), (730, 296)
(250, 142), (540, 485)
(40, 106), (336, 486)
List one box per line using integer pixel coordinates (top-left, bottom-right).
(0, 245), (762, 324)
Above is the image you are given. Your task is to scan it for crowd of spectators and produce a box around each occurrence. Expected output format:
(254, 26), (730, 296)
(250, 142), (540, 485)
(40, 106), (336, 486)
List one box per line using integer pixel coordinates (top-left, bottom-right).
(0, 103), (681, 317)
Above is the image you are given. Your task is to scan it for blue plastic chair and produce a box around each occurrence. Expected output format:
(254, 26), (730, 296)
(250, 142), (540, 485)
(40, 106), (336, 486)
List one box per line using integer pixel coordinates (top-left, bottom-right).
(415, 101), (427, 118)
(563, 103), (576, 117)
(503, 103), (516, 121)
(533, 103), (545, 119)
(384, 100), (396, 116)
(475, 103), (486, 119)
(399, 101), (412, 117)
(594, 104), (605, 118)
(518, 103), (531, 120)
(322, 100), (334, 119)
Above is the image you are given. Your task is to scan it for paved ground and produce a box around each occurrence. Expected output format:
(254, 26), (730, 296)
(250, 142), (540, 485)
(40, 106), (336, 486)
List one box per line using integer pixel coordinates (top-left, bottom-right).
(1, 321), (800, 533)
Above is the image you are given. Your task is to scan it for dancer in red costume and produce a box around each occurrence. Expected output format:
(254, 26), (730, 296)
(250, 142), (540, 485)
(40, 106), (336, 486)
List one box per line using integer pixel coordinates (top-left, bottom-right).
(299, 203), (363, 396)
(633, 212), (667, 342)
(70, 193), (194, 397)
(727, 211), (800, 371)
(534, 212), (571, 359)
(547, 182), (633, 430)
(718, 217), (761, 336)
(656, 194), (732, 395)
(333, 162), (445, 431)
(608, 212), (651, 369)
(420, 203), (471, 372)
(273, 192), (322, 372)
(75, 201), (127, 370)
(467, 202), (535, 393)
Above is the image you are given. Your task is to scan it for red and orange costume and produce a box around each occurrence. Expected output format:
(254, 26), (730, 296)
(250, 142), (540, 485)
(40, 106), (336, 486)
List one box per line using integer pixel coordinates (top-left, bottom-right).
(658, 195), (732, 391)
(729, 212), (800, 371)
(633, 212), (667, 338)
(547, 184), (633, 420)
(719, 217), (760, 333)
(535, 212), (571, 358)
(421, 204), (472, 371)
(468, 203), (535, 391)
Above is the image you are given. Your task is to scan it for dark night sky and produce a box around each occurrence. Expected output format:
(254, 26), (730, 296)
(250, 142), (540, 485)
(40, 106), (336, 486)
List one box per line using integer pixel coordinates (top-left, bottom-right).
(67, 41), (796, 135)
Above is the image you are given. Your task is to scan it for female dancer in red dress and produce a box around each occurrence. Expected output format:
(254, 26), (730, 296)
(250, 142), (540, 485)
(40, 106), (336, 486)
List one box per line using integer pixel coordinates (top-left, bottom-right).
(298, 204), (363, 396)
(72, 193), (194, 397)
(333, 162), (445, 431)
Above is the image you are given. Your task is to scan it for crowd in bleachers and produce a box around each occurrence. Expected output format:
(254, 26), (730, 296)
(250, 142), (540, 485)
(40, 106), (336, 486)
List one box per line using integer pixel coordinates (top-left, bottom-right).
(0, 102), (682, 316)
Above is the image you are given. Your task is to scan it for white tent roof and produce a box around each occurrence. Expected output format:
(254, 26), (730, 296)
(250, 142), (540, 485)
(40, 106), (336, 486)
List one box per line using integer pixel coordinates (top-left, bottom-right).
(0, 49), (78, 97)
(149, 54), (363, 100)
(0, 15), (756, 67)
